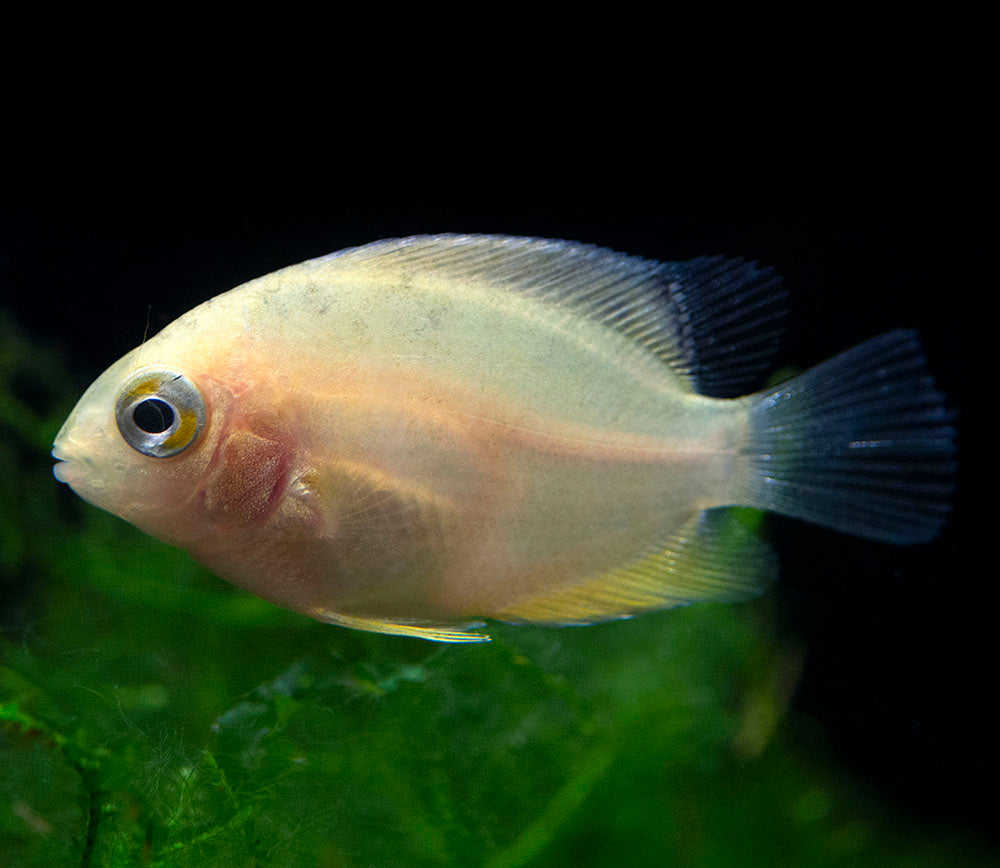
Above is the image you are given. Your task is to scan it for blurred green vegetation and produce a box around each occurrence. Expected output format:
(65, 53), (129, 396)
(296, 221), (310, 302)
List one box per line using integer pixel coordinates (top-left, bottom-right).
(0, 310), (991, 867)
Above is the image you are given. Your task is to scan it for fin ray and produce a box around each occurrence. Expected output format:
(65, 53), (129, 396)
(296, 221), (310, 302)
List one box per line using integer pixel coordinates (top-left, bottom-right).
(743, 329), (956, 543)
(314, 235), (787, 397)
(495, 509), (775, 626)
(312, 609), (491, 643)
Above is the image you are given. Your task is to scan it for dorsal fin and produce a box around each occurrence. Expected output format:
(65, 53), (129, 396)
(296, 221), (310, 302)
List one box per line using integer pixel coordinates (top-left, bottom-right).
(315, 235), (787, 397)
(493, 508), (775, 626)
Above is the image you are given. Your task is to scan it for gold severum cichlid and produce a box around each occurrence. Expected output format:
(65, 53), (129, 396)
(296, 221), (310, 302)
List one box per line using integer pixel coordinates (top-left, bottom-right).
(52, 236), (955, 642)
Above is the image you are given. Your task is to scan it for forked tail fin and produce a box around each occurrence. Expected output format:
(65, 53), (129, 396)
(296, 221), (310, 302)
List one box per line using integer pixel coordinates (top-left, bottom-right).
(743, 330), (956, 543)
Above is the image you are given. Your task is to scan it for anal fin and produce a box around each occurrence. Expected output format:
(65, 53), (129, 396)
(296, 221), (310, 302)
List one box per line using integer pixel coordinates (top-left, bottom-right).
(312, 609), (491, 643)
(495, 508), (775, 625)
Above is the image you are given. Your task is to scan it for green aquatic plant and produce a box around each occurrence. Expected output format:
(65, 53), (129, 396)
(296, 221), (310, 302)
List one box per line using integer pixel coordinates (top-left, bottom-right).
(0, 311), (990, 867)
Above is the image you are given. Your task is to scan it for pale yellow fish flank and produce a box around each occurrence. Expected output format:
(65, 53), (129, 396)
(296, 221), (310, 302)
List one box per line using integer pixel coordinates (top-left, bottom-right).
(306, 373), (738, 463)
(52, 235), (955, 641)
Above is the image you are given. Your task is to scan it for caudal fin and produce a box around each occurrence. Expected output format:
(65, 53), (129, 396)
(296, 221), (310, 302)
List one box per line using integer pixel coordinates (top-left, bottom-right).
(743, 330), (956, 543)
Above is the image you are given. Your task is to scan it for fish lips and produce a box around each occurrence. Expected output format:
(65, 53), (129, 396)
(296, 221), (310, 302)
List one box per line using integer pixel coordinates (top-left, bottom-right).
(51, 443), (76, 484)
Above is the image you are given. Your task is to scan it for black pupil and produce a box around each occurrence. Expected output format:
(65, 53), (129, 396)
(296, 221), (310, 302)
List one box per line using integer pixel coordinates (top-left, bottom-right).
(133, 398), (175, 434)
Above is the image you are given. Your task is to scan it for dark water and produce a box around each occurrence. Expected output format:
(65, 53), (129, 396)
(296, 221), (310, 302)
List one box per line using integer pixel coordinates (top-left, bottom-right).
(0, 177), (993, 865)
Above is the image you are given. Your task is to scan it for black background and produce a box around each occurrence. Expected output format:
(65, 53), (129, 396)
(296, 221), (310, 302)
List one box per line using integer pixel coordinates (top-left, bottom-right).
(1, 172), (993, 847)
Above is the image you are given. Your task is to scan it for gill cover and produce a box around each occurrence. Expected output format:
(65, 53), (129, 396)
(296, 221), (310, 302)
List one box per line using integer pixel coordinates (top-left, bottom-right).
(115, 369), (206, 458)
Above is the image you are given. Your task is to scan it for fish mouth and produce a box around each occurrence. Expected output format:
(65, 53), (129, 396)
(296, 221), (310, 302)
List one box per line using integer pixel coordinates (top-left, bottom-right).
(51, 443), (74, 483)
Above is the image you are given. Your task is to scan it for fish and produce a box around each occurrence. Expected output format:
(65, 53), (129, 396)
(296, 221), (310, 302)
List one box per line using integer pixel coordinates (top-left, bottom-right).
(51, 235), (956, 642)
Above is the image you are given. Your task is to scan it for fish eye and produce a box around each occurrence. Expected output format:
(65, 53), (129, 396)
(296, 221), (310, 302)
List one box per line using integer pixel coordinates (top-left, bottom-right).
(115, 370), (206, 458)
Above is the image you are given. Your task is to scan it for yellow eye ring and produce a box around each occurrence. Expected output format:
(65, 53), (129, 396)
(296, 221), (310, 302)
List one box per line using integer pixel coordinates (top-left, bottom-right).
(115, 369), (206, 458)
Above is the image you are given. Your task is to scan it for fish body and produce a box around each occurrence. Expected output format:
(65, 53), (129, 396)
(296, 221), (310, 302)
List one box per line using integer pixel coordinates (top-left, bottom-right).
(52, 236), (955, 641)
